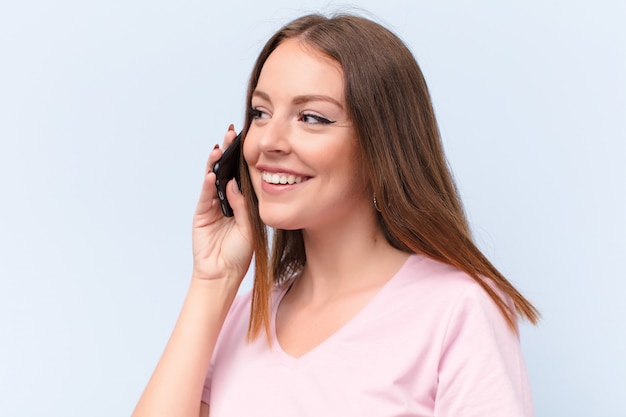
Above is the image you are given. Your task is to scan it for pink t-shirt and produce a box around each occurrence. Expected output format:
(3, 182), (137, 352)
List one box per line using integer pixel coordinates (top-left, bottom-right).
(202, 254), (534, 416)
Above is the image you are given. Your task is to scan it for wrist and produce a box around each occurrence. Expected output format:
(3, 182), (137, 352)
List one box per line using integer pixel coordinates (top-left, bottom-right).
(190, 271), (243, 293)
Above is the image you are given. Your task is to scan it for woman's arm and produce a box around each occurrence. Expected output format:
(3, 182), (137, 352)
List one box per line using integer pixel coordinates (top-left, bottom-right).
(132, 128), (252, 417)
(132, 278), (239, 417)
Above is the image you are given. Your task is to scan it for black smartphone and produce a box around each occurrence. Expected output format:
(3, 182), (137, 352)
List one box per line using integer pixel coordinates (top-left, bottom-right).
(212, 132), (242, 217)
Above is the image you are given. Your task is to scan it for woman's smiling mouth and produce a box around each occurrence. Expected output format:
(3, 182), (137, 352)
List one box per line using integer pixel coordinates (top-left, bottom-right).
(262, 171), (306, 185)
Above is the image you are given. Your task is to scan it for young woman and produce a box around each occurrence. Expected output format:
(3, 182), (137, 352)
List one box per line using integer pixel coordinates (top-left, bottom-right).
(133, 13), (539, 417)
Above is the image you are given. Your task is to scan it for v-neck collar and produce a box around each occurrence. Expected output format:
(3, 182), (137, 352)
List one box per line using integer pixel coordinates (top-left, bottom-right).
(269, 254), (422, 365)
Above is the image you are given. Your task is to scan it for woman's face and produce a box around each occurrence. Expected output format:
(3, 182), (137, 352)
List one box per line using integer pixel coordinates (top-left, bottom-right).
(243, 39), (370, 231)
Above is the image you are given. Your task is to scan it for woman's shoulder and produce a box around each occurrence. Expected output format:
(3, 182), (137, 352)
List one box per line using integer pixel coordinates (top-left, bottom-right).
(390, 254), (514, 324)
(395, 254), (490, 296)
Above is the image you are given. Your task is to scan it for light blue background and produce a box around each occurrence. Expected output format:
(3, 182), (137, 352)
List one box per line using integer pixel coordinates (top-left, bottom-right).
(1, 1), (624, 416)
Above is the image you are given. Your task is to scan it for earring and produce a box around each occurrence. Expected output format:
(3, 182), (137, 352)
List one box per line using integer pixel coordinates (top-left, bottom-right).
(373, 193), (381, 212)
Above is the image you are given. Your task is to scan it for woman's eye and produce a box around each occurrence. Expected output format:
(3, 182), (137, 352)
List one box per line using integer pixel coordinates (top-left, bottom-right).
(250, 108), (269, 120)
(298, 112), (335, 125)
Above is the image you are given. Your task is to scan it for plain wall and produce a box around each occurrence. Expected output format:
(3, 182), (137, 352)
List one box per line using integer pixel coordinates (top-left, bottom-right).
(1, 1), (624, 416)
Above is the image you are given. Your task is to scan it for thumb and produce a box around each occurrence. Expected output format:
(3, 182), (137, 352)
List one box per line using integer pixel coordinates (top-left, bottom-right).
(227, 178), (253, 242)
(226, 178), (248, 219)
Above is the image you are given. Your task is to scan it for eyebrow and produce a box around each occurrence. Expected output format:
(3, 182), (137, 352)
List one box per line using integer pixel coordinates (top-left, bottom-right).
(252, 90), (344, 110)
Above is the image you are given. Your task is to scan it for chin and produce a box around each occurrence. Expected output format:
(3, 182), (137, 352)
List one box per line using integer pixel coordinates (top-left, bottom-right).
(261, 218), (302, 232)
(258, 207), (302, 231)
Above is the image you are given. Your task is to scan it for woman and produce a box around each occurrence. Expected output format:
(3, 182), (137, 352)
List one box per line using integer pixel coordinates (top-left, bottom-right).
(133, 13), (539, 417)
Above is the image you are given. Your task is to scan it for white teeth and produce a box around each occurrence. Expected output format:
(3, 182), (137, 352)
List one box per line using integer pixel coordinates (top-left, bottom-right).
(262, 172), (304, 185)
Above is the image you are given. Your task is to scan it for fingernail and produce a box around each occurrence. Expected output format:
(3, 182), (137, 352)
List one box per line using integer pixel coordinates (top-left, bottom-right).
(213, 144), (219, 149)
(232, 179), (241, 194)
(228, 124), (235, 132)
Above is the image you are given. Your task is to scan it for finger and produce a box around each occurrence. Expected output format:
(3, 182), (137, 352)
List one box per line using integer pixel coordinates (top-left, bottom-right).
(204, 144), (223, 174)
(221, 124), (240, 150)
(204, 125), (239, 174)
(195, 170), (219, 218)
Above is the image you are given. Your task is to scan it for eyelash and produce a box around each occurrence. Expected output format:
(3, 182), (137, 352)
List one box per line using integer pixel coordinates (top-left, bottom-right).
(249, 108), (266, 120)
(298, 112), (335, 125)
(249, 108), (335, 125)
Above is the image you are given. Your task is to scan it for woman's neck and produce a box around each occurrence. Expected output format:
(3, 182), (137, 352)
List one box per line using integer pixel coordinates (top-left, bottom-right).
(295, 211), (409, 305)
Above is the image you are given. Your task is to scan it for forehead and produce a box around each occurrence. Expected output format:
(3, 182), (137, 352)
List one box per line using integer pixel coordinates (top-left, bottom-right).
(256, 39), (345, 101)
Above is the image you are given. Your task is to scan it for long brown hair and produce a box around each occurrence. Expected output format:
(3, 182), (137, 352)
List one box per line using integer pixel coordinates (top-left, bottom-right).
(239, 13), (539, 341)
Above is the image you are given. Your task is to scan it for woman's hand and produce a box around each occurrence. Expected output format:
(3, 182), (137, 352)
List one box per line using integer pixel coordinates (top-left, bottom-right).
(191, 125), (253, 283)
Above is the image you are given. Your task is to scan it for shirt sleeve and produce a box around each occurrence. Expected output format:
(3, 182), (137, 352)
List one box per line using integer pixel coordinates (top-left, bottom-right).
(434, 283), (534, 417)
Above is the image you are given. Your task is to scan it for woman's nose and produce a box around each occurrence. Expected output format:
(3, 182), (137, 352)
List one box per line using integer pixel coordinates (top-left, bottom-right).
(253, 115), (292, 154)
